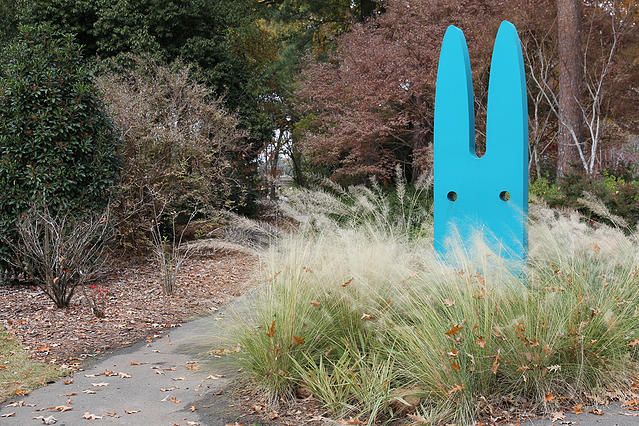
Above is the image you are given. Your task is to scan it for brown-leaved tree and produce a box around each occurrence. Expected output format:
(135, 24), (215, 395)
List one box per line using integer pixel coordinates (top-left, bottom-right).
(296, 0), (639, 184)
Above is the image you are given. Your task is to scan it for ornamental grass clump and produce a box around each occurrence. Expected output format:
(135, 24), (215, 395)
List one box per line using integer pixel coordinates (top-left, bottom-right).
(237, 184), (639, 424)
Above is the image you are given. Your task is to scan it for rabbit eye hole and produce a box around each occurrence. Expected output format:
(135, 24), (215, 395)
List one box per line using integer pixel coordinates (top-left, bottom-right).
(499, 191), (510, 201)
(447, 191), (458, 202)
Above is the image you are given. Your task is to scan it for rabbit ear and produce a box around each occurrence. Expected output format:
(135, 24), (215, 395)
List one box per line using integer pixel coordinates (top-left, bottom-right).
(434, 25), (476, 255)
(484, 20), (529, 259)
(485, 21), (528, 184)
(434, 25), (476, 162)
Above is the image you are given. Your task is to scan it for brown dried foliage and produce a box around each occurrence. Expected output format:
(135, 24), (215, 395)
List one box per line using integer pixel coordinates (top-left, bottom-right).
(97, 57), (249, 249)
(296, 0), (639, 183)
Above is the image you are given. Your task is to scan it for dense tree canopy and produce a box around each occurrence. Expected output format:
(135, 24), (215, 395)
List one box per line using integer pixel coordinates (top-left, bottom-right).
(18, 0), (274, 142)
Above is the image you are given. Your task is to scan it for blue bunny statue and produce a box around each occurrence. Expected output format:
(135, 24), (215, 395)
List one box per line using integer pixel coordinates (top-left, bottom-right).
(433, 21), (529, 261)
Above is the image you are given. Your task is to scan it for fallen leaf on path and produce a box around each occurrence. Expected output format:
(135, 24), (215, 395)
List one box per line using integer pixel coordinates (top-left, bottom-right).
(573, 403), (584, 414)
(186, 422), (200, 426)
(551, 411), (565, 422)
(190, 405), (196, 412)
(48, 405), (72, 412)
(105, 411), (119, 417)
(63, 379), (73, 385)
(91, 382), (109, 387)
(63, 392), (77, 397)
(34, 415), (57, 424)
(172, 377), (185, 381)
(589, 408), (604, 415)
(185, 362), (199, 371)
(124, 409), (140, 414)
(210, 347), (240, 357)
(160, 387), (176, 392)
(1, 412), (16, 417)
(7, 400), (35, 407)
(82, 390), (96, 394)
(339, 417), (364, 425)
(161, 395), (181, 404)
(82, 412), (103, 420)
(206, 375), (224, 380)
(118, 372), (131, 378)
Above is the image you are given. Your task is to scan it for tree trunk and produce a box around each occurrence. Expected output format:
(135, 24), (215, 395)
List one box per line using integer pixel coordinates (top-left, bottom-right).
(556, 0), (584, 177)
(289, 148), (306, 187)
(268, 133), (283, 200)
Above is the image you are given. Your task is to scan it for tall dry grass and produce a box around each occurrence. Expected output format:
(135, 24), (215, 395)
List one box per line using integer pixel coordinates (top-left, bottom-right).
(236, 179), (639, 424)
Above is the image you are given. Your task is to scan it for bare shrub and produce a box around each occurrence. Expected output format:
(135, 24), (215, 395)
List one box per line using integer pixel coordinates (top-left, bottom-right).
(6, 205), (110, 308)
(150, 205), (195, 296)
(97, 56), (249, 250)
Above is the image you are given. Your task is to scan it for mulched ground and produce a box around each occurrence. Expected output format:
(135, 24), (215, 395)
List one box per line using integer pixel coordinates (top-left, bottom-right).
(0, 250), (257, 370)
(226, 384), (326, 426)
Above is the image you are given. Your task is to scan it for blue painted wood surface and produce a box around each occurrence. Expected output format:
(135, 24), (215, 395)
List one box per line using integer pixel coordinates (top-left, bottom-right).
(434, 21), (529, 261)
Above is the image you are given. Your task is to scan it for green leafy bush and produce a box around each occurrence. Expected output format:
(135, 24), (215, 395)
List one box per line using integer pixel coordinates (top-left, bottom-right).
(0, 24), (119, 270)
(529, 177), (563, 204)
(531, 174), (639, 229)
(237, 187), (639, 424)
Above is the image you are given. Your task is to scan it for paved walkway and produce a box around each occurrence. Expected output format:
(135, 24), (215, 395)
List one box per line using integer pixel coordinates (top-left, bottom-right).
(0, 294), (254, 425)
(528, 409), (639, 425)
